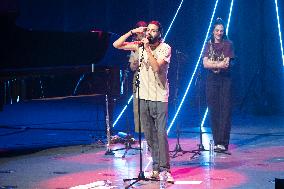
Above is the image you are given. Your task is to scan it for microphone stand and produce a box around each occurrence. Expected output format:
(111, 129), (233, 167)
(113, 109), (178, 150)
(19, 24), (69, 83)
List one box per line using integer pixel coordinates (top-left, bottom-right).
(189, 65), (231, 160)
(104, 69), (115, 155)
(112, 64), (140, 158)
(189, 65), (205, 159)
(170, 50), (199, 158)
(123, 46), (159, 188)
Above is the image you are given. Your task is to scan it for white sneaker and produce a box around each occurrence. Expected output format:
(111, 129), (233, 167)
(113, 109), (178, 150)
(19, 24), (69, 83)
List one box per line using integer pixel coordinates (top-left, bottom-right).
(150, 170), (159, 179)
(216, 144), (226, 151)
(160, 171), (174, 184)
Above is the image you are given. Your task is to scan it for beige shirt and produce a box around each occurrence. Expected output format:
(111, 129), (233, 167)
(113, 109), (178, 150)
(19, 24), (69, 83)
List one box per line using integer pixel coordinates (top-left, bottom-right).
(129, 51), (139, 71)
(136, 42), (171, 102)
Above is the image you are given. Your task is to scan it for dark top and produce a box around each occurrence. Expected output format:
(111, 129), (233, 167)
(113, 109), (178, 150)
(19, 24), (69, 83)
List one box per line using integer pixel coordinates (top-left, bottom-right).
(203, 39), (235, 59)
(203, 39), (235, 75)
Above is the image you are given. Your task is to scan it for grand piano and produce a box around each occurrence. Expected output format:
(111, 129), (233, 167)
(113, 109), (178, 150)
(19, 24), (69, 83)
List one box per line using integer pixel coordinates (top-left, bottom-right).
(0, 11), (128, 110)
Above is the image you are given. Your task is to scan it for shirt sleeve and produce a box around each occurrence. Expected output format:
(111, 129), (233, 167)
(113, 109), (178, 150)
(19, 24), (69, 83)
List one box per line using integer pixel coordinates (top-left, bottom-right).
(129, 51), (139, 71)
(224, 40), (235, 59)
(157, 44), (171, 63)
(202, 42), (210, 58)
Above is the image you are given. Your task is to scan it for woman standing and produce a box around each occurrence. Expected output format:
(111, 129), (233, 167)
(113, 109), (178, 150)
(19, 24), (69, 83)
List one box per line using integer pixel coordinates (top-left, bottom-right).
(203, 18), (235, 151)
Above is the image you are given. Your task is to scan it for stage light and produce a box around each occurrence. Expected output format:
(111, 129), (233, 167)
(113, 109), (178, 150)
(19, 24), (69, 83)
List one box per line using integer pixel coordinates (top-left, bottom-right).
(164, 0), (185, 40)
(113, 95), (133, 127)
(120, 70), (123, 95)
(167, 0), (220, 134)
(226, 0), (234, 35)
(274, 0), (284, 67)
(113, 0), (185, 127)
(144, 157), (152, 172)
(200, 108), (209, 128)
(200, 107), (209, 148)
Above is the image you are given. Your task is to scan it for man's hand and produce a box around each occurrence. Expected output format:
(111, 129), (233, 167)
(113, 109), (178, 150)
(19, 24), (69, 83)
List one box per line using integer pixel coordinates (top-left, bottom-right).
(131, 27), (147, 35)
(141, 37), (150, 49)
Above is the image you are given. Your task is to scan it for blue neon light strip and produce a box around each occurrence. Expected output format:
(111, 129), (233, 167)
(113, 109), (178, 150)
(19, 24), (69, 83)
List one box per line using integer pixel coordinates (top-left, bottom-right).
(164, 0), (185, 40)
(113, 0), (185, 127)
(274, 0), (284, 66)
(113, 95), (133, 127)
(226, 0), (234, 35)
(167, 0), (220, 134)
(200, 108), (209, 128)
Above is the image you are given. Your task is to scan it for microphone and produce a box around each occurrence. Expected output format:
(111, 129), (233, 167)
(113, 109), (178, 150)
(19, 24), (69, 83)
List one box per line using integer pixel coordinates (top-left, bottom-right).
(138, 42), (144, 47)
(139, 36), (152, 48)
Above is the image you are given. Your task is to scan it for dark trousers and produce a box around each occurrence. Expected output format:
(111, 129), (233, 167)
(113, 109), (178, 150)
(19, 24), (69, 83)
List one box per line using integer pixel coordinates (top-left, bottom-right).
(206, 73), (232, 147)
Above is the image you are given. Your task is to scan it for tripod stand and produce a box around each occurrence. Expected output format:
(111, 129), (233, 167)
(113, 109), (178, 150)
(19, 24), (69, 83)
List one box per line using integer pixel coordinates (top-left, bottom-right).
(112, 66), (140, 158)
(123, 48), (159, 188)
(170, 50), (199, 158)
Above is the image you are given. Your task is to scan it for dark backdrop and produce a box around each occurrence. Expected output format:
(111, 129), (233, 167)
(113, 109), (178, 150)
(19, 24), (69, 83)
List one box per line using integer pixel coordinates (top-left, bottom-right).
(1, 0), (283, 115)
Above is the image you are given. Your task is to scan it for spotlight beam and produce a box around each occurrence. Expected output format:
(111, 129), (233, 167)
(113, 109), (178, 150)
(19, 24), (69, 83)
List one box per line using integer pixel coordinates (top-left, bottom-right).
(113, 0), (185, 127)
(167, 0), (220, 134)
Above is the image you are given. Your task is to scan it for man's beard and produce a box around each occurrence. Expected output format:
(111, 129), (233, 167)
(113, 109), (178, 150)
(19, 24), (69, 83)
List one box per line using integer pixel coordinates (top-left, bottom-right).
(148, 36), (159, 44)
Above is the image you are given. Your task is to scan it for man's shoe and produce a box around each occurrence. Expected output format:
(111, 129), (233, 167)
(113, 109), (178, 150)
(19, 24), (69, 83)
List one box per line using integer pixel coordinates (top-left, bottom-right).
(160, 171), (174, 184)
(150, 170), (159, 179)
(166, 171), (174, 184)
(216, 144), (226, 151)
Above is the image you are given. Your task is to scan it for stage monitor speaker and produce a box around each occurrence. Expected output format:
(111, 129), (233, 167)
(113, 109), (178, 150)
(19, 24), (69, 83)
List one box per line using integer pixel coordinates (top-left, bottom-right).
(275, 178), (284, 189)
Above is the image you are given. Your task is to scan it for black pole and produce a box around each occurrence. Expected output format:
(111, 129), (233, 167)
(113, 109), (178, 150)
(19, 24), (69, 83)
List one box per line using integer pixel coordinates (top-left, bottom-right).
(112, 65), (140, 158)
(170, 50), (200, 158)
(123, 47), (159, 188)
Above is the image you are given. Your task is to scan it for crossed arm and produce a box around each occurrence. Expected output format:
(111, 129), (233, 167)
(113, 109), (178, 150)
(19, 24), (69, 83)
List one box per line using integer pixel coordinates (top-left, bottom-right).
(203, 57), (230, 70)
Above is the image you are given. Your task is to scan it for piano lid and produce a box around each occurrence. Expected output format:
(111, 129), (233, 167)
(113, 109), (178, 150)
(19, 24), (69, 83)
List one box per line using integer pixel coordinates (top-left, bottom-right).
(15, 0), (147, 34)
(0, 12), (128, 70)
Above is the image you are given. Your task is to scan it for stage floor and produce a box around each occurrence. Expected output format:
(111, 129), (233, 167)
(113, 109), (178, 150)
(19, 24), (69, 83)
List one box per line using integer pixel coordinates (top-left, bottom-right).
(1, 114), (284, 189)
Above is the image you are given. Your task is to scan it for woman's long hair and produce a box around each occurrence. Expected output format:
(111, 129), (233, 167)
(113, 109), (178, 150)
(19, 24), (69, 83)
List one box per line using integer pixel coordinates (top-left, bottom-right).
(209, 18), (228, 43)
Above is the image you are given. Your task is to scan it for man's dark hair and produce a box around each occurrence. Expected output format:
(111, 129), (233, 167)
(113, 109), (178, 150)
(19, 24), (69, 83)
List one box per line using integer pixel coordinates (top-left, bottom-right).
(135, 21), (147, 28)
(148, 20), (163, 37)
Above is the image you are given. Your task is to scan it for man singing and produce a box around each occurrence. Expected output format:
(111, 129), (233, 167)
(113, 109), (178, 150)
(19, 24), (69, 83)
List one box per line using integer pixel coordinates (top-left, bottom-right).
(113, 20), (174, 183)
